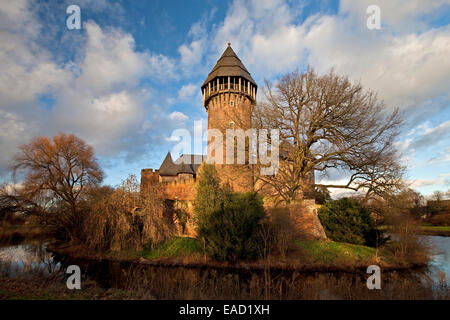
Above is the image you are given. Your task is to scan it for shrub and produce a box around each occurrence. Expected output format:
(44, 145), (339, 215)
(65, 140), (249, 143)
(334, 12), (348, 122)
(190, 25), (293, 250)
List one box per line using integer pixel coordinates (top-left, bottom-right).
(384, 212), (429, 265)
(267, 207), (297, 259)
(195, 163), (266, 262)
(430, 213), (450, 226)
(194, 163), (224, 220)
(318, 198), (381, 247)
(197, 192), (266, 262)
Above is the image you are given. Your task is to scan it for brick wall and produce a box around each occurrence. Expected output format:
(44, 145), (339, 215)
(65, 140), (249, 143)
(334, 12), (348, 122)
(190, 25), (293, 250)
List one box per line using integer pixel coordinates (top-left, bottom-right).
(162, 179), (197, 201)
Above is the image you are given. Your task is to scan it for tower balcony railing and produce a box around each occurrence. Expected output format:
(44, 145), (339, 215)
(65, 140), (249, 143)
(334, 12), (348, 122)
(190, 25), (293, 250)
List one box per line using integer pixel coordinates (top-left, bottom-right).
(203, 83), (255, 106)
(211, 83), (248, 93)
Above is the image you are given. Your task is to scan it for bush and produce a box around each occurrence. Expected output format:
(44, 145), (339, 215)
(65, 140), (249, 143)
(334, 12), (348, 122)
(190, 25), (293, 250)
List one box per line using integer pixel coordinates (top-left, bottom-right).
(197, 192), (266, 262)
(318, 198), (382, 247)
(195, 164), (266, 262)
(384, 212), (429, 264)
(267, 207), (297, 259)
(430, 213), (450, 226)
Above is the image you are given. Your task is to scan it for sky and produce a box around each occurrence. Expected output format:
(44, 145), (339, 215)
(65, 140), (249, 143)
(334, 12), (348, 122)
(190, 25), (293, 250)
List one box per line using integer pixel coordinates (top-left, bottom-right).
(0, 0), (449, 196)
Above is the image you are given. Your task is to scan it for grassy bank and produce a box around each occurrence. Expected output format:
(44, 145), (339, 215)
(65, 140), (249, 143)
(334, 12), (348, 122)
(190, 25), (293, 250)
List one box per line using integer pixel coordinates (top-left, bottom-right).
(141, 238), (381, 269)
(417, 225), (450, 237)
(49, 236), (425, 272)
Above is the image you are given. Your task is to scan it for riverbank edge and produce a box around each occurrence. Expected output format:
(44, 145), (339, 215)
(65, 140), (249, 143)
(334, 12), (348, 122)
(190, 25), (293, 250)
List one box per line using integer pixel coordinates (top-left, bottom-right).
(47, 241), (428, 274)
(0, 225), (54, 243)
(416, 227), (450, 237)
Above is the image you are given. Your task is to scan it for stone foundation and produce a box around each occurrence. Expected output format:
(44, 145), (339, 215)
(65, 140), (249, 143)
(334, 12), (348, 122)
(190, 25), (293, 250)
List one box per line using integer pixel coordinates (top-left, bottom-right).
(288, 200), (327, 240)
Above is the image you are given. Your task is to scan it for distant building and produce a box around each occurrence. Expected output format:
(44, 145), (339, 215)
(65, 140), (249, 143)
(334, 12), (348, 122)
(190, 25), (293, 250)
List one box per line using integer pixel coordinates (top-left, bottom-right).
(158, 153), (205, 182)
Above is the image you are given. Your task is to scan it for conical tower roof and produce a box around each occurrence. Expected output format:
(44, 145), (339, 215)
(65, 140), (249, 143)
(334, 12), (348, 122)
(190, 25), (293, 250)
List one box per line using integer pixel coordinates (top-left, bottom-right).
(202, 44), (256, 88)
(159, 152), (205, 176)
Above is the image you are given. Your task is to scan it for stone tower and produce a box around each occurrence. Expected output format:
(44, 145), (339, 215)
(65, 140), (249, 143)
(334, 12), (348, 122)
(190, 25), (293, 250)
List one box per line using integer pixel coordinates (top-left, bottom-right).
(201, 44), (257, 192)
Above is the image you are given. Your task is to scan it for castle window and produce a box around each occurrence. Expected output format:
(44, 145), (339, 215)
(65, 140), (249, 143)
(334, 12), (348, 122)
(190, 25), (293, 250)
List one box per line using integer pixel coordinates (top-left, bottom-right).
(230, 101), (234, 107)
(229, 121), (235, 129)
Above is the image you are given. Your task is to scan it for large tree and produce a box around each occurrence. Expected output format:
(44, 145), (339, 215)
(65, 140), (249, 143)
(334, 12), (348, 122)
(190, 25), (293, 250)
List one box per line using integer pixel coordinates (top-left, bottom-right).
(252, 68), (404, 203)
(12, 133), (103, 237)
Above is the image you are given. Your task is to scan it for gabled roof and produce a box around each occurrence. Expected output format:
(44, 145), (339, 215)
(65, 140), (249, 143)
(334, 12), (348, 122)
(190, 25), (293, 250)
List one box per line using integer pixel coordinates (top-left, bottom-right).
(202, 44), (256, 88)
(159, 152), (206, 176)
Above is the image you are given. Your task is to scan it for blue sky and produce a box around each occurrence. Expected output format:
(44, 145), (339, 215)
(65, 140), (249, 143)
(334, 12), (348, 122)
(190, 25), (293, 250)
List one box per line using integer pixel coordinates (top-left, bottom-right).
(0, 0), (449, 196)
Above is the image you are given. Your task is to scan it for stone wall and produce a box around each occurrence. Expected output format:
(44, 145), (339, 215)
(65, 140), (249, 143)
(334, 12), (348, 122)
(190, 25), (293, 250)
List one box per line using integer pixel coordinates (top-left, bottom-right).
(141, 169), (326, 240)
(162, 178), (197, 201)
(287, 200), (327, 240)
(140, 168), (160, 190)
(207, 92), (255, 192)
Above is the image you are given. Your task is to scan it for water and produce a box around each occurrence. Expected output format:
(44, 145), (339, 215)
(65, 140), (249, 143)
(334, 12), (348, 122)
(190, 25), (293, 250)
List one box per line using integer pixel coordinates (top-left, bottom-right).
(0, 236), (449, 299)
(422, 236), (450, 284)
(0, 241), (61, 277)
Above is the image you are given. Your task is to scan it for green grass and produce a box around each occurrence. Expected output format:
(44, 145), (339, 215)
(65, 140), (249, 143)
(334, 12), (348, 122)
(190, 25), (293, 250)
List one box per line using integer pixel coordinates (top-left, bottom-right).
(139, 237), (378, 266)
(417, 225), (450, 236)
(142, 237), (201, 259)
(295, 240), (376, 264)
(419, 225), (450, 231)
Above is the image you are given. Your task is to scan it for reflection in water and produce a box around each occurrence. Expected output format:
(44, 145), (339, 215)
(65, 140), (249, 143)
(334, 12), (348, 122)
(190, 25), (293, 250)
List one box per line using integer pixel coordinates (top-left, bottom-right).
(0, 236), (448, 299)
(0, 242), (60, 277)
(422, 236), (450, 284)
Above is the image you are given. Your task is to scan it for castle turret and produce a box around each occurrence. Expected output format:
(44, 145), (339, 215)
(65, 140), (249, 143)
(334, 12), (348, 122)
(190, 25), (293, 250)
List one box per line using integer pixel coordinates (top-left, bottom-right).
(202, 44), (257, 191)
(202, 43), (257, 108)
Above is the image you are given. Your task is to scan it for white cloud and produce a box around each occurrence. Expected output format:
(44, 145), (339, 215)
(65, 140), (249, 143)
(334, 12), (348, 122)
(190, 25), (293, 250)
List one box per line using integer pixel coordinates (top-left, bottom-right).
(209, 0), (450, 114)
(177, 12), (214, 74)
(409, 174), (450, 188)
(212, 0), (307, 76)
(76, 21), (176, 94)
(0, 2), (180, 177)
(0, 0), (71, 107)
(1, 0), (449, 186)
(169, 111), (189, 122)
(46, 20), (176, 155)
(52, 90), (145, 154)
(410, 120), (450, 150)
(304, 17), (450, 110)
(177, 83), (197, 100)
(340, 0), (450, 31)
(428, 147), (450, 164)
(179, 40), (204, 68)
(0, 110), (31, 173)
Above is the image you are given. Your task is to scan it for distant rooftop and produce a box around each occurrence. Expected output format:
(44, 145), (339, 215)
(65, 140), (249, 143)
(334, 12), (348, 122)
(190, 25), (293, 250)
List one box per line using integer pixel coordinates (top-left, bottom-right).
(159, 152), (206, 176)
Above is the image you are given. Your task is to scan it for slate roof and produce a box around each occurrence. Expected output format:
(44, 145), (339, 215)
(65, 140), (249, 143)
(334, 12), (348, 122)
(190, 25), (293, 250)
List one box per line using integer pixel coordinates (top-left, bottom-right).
(202, 44), (256, 88)
(158, 152), (206, 176)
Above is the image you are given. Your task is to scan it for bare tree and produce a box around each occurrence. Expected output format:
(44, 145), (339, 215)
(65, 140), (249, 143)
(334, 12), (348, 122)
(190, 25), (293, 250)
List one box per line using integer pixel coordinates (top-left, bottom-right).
(12, 133), (103, 238)
(83, 174), (174, 252)
(432, 190), (444, 202)
(250, 68), (404, 203)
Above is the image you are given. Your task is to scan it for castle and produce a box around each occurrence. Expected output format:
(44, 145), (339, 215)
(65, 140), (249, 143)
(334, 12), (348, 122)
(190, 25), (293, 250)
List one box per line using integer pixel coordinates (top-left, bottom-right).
(140, 44), (325, 239)
(141, 43), (261, 197)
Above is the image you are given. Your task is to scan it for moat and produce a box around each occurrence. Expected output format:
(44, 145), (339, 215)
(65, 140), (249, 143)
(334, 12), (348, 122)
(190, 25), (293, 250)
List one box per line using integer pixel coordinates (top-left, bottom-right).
(1, 236), (448, 299)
